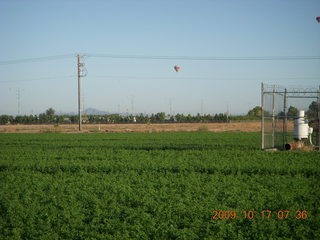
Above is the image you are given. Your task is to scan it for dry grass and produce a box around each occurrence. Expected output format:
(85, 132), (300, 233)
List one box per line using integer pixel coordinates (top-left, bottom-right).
(197, 125), (209, 132)
(0, 121), (294, 133)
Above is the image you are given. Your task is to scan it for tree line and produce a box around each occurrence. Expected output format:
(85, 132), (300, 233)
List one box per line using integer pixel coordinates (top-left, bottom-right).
(0, 111), (255, 125)
(0, 102), (318, 125)
(0, 108), (259, 125)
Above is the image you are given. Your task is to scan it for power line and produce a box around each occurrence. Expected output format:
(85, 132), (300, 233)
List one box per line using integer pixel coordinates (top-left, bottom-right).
(88, 74), (320, 81)
(0, 75), (76, 83)
(86, 53), (320, 61)
(0, 53), (319, 66)
(0, 54), (75, 65)
(1, 74), (317, 84)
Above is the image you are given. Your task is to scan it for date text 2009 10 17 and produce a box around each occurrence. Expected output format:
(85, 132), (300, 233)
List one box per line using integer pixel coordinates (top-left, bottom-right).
(211, 210), (309, 220)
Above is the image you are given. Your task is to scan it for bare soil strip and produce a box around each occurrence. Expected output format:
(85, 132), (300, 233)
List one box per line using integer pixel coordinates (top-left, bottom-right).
(0, 122), (294, 133)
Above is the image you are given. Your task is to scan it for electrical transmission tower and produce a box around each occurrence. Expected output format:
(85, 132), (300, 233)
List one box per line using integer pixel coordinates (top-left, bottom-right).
(17, 88), (21, 115)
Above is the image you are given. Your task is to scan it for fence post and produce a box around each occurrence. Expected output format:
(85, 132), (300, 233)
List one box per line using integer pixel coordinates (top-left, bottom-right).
(261, 83), (264, 150)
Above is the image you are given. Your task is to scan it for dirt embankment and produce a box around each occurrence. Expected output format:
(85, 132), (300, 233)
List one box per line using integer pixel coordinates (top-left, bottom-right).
(0, 122), (293, 133)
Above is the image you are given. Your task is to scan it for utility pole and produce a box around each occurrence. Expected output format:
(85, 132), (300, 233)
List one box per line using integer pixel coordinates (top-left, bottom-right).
(77, 55), (86, 131)
(131, 95), (134, 115)
(77, 55), (81, 131)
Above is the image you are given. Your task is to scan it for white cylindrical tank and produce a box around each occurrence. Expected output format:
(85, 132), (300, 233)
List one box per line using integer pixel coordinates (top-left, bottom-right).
(294, 110), (309, 140)
(297, 110), (305, 118)
(294, 123), (309, 140)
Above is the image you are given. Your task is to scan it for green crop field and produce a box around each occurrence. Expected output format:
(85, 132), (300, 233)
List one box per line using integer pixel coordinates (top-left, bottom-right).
(0, 132), (319, 240)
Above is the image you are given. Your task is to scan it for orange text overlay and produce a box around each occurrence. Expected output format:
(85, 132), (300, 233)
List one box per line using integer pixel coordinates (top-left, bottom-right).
(211, 210), (309, 220)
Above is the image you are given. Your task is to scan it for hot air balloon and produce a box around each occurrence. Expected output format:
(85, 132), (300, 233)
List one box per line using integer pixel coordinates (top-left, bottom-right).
(317, 16), (320, 22)
(174, 65), (180, 72)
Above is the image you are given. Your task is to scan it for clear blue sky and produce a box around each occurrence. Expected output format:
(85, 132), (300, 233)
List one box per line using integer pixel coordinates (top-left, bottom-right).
(0, 0), (319, 115)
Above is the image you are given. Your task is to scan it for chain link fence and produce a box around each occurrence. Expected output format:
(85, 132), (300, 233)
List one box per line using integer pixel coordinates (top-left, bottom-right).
(261, 83), (320, 151)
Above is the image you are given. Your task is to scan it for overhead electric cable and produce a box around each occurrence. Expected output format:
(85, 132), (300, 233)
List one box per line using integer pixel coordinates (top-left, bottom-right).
(0, 54), (75, 65)
(86, 54), (320, 61)
(89, 74), (320, 81)
(0, 53), (319, 65)
(0, 75), (76, 83)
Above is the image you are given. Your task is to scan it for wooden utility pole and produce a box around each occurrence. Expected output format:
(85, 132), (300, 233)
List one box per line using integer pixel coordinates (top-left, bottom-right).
(77, 55), (82, 131)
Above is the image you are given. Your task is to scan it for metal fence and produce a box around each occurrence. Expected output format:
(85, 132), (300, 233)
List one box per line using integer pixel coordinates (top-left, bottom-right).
(261, 83), (320, 151)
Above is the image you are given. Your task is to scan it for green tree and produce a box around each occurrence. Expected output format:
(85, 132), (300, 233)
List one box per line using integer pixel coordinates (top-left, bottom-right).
(0, 115), (13, 124)
(155, 112), (165, 122)
(39, 113), (49, 123)
(287, 106), (298, 118)
(186, 114), (193, 122)
(42, 108), (57, 123)
(306, 101), (319, 119)
(247, 106), (262, 117)
(175, 113), (186, 123)
(45, 108), (55, 116)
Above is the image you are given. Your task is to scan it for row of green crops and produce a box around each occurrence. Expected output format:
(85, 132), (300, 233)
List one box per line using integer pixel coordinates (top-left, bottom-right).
(0, 132), (319, 239)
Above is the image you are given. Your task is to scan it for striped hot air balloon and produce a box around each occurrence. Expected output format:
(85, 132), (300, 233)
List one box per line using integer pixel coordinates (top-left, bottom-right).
(317, 16), (320, 22)
(174, 65), (180, 72)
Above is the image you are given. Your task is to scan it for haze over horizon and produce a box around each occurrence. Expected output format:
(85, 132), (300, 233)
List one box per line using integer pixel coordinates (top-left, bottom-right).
(0, 0), (319, 116)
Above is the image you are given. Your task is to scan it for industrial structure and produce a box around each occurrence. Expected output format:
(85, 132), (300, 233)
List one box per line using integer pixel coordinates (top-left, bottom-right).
(261, 83), (320, 151)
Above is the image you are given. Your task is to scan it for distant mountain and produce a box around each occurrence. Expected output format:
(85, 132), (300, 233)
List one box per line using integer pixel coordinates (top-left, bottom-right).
(83, 108), (110, 115)
(58, 108), (110, 116)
